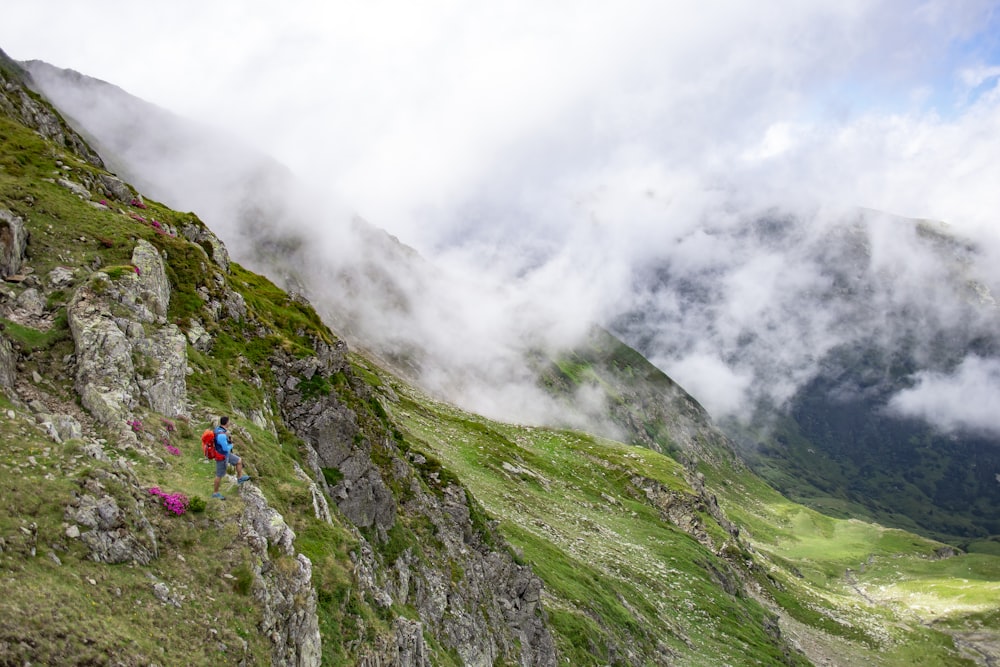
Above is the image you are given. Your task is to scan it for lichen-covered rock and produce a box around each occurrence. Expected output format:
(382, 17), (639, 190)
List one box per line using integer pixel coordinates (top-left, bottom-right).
(57, 177), (91, 199)
(130, 239), (171, 321)
(14, 287), (45, 316)
(131, 325), (188, 417)
(36, 413), (83, 443)
(64, 463), (157, 566)
(239, 483), (322, 666)
(181, 222), (231, 272)
(0, 334), (15, 389)
(68, 282), (139, 426)
(47, 266), (75, 287)
(98, 173), (133, 203)
(0, 208), (28, 279)
(67, 239), (188, 428)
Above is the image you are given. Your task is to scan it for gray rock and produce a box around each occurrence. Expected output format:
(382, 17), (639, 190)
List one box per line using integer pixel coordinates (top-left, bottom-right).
(181, 223), (231, 272)
(239, 484), (322, 666)
(98, 174), (133, 203)
(152, 582), (171, 603)
(0, 335), (15, 389)
(57, 177), (91, 199)
(131, 240), (171, 320)
(67, 240), (189, 427)
(0, 208), (28, 278)
(184, 319), (212, 351)
(47, 266), (74, 287)
(223, 289), (247, 321)
(274, 342), (556, 666)
(65, 493), (154, 565)
(132, 325), (188, 417)
(50, 414), (83, 442)
(15, 287), (45, 316)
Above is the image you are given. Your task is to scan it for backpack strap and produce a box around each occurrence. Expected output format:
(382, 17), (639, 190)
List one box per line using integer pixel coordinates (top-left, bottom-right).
(213, 426), (227, 451)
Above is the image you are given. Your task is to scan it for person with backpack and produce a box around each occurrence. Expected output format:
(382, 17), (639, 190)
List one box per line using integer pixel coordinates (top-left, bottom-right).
(211, 416), (250, 499)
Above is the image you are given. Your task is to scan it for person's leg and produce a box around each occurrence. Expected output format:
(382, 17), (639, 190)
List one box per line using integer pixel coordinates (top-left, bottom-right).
(213, 459), (226, 498)
(231, 452), (250, 484)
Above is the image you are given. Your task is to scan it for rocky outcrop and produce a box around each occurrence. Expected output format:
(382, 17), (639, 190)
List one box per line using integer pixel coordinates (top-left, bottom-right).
(66, 239), (188, 430)
(630, 473), (739, 551)
(239, 484), (322, 667)
(275, 344), (397, 532)
(182, 222), (231, 273)
(369, 482), (557, 667)
(0, 58), (103, 167)
(273, 340), (558, 666)
(64, 457), (158, 565)
(0, 334), (15, 389)
(0, 208), (28, 279)
(356, 617), (431, 667)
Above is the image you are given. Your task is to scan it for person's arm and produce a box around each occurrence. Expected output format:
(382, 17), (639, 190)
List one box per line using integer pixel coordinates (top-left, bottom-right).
(217, 431), (232, 454)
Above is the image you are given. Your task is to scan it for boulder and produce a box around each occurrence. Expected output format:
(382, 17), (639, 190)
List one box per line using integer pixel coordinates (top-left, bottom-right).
(0, 208), (28, 278)
(98, 174), (133, 203)
(57, 177), (91, 199)
(47, 266), (75, 287)
(67, 240), (189, 426)
(0, 335), (15, 389)
(15, 287), (45, 316)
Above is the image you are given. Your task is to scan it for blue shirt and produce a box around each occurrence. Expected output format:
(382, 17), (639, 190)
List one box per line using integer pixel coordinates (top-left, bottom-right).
(214, 427), (232, 454)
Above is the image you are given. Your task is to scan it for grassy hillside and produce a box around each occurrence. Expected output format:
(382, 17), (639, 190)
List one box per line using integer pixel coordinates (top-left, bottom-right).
(368, 360), (1000, 666)
(1, 53), (999, 666)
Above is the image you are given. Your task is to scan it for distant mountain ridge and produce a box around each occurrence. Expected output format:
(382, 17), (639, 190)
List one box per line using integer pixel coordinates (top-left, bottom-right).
(610, 208), (1000, 547)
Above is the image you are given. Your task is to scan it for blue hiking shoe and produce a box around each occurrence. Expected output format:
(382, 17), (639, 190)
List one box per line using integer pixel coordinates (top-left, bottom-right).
(237, 475), (251, 485)
(211, 492), (225, 500)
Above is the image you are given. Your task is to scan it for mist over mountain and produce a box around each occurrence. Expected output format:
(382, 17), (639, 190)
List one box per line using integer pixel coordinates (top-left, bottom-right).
(22, 61), (619, 435)
(24, 57), (1000, 543)
(6, 43), (1000, 666)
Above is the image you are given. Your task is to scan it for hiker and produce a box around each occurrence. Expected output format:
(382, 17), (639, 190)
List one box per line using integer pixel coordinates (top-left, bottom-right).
(212, 416), (251, 499)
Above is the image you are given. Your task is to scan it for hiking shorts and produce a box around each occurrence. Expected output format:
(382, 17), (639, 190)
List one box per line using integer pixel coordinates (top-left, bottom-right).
(215, 452), (241, 478)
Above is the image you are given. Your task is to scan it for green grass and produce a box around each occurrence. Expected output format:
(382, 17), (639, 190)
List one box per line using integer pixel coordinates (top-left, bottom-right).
(380, 378), (816, 665)
(368, 367), (1000, 666)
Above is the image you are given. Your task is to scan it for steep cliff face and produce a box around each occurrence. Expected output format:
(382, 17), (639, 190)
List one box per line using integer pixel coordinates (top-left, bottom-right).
(272, 343), (557, 666)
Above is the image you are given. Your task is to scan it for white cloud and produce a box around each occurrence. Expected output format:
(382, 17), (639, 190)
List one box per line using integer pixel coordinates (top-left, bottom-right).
(5, 0), (1000, 432)
(888, 356), (1000, 436)
(661, 352), (755, 419)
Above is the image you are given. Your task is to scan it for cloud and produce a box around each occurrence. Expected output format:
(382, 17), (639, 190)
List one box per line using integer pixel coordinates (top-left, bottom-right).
(6, 1), (1000, 435)
(888, 356), (1000, 436)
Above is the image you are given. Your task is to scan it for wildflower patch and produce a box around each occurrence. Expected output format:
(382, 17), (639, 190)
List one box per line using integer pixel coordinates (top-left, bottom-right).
(149, 487), (189, 515)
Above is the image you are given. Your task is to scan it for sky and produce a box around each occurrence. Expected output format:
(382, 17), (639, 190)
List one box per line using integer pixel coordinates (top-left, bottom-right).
(4, 1), (1000, 433)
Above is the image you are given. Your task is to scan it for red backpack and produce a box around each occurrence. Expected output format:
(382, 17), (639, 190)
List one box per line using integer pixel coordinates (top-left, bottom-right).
(202, 428), (225, 461)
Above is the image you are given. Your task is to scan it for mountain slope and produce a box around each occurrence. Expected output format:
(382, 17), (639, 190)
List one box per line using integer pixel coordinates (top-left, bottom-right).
(611, 209), (1000, 547)
(29, 56), (1000, 551)
(1, 49), (999, 666)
